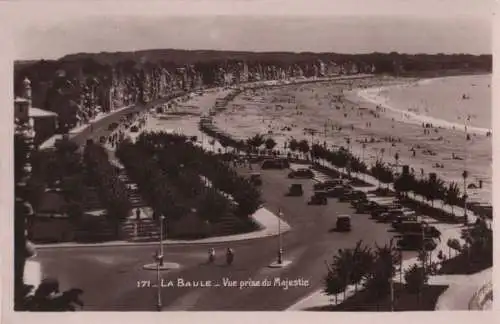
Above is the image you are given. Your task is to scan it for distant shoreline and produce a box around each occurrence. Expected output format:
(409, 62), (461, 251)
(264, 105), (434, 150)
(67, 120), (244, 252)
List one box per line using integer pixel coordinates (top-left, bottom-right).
(349, 74), (491, 135)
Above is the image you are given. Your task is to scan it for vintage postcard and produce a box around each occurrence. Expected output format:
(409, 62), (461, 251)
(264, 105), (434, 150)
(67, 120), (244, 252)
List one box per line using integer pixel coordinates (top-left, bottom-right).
(1, 0), (496, 323)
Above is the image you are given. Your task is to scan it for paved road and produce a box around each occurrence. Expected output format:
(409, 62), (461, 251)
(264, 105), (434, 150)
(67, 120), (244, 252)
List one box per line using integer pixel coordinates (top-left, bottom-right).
(69, 97), (172, 148)
(36, 92), (409, 311)
(36, 167), (405, 311)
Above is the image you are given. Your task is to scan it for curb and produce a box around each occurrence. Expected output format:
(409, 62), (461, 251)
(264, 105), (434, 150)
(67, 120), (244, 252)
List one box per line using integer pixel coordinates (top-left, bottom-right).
(34, 212), (291, 250)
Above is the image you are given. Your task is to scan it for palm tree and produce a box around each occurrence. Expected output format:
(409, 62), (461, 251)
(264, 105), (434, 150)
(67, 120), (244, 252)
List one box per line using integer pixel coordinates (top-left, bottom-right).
(404, 264), (428, 306)
(350, 240), (374, 293)
(364, 243), (398, 310)
(330, 248), (354, 301)
(445, 182), (460, 216)
(264, 137), (277, 153)
(462, 170), (469, 224)
(394, 152), (400, 175)
(289, 138), (299, 153)
(298, 139), (310, 160)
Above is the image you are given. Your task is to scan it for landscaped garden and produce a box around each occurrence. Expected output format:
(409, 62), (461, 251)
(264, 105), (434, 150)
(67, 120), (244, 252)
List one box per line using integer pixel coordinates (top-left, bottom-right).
(115, 131), (262, 239)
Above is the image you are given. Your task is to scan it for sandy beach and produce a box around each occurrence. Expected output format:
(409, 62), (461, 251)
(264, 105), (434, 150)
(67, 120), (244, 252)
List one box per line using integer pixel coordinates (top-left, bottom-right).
(212, 75), (492, 205)
(127, 75), (491, 205)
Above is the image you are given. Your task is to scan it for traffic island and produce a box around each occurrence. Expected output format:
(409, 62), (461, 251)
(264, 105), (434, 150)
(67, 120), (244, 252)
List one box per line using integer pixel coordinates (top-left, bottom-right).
(142, 262), (181, 271)
(268, 260), (293, 268)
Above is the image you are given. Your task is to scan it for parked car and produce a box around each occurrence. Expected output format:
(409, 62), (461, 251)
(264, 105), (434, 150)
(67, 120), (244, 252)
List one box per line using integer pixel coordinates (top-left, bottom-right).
(288, 168), (314, 179)
(287, 183), (303, 196)
(261, 159), (290, 169)
(308, 191), (328, 205)
(378, 208), (414, 223)
(394, 222), (442, 238)
(336, 215), (352, 232)
(397, 234), (438, 251)
(353, 200), (379, 214)
(340, 190), (366, 203)
(370, 204), (403, 219)
(324, 186), (347, 198)
(130, 125), (139, 132)
(391, 212), (418, 228)
(249, 173), (262, 186)
(314, 179), (346, 191)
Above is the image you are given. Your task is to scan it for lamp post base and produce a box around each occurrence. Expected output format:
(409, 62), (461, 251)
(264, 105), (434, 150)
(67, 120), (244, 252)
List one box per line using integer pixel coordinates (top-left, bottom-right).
(268, 260), (292, 268)
(143, 262), (180, 271)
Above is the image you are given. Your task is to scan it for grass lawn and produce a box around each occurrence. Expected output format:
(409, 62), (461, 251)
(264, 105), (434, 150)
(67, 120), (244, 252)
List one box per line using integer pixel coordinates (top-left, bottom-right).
(438, 253), (492, 275)
(307, 283), (449, 311)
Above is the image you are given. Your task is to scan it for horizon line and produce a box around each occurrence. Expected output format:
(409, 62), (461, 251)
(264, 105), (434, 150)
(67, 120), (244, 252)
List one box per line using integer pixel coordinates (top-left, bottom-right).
(15, 48), (493, 62)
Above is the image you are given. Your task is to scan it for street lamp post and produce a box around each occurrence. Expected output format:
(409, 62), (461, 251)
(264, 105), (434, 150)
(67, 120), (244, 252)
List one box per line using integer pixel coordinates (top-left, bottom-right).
(463, 116), (469, 226)
(389, 236), (401, 312)
(362, 143), (366, 181)
(159, 215), (165, 266)
(277, 209), (283, 264)
(462, 170), (468, 226)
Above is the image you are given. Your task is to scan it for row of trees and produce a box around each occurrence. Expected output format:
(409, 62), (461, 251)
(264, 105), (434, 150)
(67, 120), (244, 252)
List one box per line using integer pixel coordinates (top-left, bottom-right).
(197, 119), (478, 219)
(324, 241), (399, 308)
(116, 134), (257, 237)
(115, 139), (189, 227)
(17, 52), (491, 133)
(83, 141), (131, 236)
(324, 240), (440, 310)
(132, 132), (262, 217)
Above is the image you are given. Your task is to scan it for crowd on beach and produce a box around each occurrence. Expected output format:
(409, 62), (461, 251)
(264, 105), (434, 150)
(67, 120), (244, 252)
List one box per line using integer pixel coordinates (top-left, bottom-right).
(213, 76), (492, 205)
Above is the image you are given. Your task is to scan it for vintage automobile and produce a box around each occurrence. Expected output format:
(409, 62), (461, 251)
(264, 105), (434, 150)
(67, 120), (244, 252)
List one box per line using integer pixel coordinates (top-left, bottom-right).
(378, 208), (414, 223)
(313, 179), (347, 191)
(286, 183), (304, 196)
(397, 234), (438, 251)
(391, 212), (419, 229)
(323, 186), (351, 198)
(308, 191), (328, 205)
(394, 222), (442, 239)
(288, 168), (314, 179)
(336, 214), (352, 232)
(353, 200), (380, 214)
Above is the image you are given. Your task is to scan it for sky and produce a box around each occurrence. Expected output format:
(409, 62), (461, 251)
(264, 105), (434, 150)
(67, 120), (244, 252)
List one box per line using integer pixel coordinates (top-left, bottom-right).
(4, 0), (495, 60)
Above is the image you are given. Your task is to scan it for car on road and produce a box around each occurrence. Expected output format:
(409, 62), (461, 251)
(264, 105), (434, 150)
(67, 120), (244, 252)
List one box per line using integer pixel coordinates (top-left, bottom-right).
(353, 200), (380, 214)
(286, 183), (303, 196)
(378, 208), (415, 223)
(336, 215), (352, 232)
(323, 186), (345, 198)
(313, 179), (347, 191)
(339, 190), (366, 203)
(397, 234), (438, 251)
(308, 191), (328, 205)
(391, 212), (418, 228)
(288, 168), (314, 179)
(370, 204), (404, 219)
(394, 222), (442, 238)
(130, 125), (139, 132)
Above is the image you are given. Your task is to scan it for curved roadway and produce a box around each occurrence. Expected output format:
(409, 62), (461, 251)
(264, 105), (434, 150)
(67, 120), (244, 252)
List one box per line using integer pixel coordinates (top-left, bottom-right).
(35, 88), (407, 311)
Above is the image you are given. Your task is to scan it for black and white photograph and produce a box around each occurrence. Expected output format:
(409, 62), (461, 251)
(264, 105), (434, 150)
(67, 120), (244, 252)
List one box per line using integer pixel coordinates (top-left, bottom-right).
(3, 0), (495, 317)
